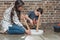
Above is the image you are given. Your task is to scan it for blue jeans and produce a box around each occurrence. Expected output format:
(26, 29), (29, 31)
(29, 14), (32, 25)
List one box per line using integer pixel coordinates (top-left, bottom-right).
(7, 23), (25, 34)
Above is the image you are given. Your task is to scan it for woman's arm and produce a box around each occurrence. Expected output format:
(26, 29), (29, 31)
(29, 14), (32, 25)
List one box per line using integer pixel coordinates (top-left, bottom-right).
(21, 14), (30, 30)
(13, 12), (31, 34)
(24, 18), (30, 30)
(13, 11), (26, 30)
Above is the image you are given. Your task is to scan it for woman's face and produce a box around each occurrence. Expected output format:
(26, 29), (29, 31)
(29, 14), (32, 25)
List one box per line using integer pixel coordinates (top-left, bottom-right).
(18, 6), (23, 11)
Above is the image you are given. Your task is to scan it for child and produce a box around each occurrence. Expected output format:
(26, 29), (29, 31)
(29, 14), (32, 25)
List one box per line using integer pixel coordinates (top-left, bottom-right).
(25, 8), (43, 31)
(0, 0), (31, 34)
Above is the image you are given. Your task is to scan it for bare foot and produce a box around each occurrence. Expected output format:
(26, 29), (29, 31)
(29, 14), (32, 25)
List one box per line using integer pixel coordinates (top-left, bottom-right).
(0, 31), (6, 34)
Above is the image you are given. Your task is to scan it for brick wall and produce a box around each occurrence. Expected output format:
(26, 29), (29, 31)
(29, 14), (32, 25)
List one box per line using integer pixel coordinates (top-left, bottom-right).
(0, 0), (60, 24)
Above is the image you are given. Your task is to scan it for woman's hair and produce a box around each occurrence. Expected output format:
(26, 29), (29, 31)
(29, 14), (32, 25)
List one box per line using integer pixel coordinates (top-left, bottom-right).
(11, 0), (24, 24)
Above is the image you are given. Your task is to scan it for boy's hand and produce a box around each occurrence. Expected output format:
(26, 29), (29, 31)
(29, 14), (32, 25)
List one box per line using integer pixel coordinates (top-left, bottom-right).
(36, 28), (39, 32)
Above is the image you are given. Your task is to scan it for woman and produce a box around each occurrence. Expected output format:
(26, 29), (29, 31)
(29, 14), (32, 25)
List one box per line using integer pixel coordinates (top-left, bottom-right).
(0, 0), (31, 34)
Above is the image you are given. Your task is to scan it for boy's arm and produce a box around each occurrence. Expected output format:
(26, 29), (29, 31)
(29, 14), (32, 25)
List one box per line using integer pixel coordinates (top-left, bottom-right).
(25, 15), (32, 21)
(36, 15), (41, 32)
(25, 15), (33, 25)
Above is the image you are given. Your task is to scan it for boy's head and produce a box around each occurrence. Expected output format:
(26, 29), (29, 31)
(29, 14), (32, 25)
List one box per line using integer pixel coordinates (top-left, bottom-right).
(35, 8), (43, 16)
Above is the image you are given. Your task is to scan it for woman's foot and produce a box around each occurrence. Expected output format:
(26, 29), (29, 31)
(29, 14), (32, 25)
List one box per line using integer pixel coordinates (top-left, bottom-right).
(0, 31), (6, 34)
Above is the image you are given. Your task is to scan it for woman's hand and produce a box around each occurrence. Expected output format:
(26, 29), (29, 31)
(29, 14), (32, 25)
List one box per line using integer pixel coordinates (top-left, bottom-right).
(26, 30), (31, 35)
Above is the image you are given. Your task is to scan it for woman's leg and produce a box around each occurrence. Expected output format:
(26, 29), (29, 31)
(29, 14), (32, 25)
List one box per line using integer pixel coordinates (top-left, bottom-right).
(7, 29), (25, 34)
(7, 24), (25, 34)
(0, 31), (5, 34)
(7, 26), (31, 35)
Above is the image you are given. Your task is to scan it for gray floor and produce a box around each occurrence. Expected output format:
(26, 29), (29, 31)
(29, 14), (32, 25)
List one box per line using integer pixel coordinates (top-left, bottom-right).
(0, 23), (60, 40)
(0, 30), (60, 40)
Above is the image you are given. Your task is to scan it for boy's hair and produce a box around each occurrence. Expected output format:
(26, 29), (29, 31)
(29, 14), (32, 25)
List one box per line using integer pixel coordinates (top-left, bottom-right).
(37, 8), (43, 14)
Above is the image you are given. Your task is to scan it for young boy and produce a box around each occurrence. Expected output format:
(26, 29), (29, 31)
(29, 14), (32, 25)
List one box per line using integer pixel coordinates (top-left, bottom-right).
(25, 8), (43, 31)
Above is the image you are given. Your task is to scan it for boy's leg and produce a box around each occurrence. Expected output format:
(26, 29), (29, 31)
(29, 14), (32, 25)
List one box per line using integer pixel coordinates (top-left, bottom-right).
(23, 21), (33, 29)
(27, 22), (37, 29)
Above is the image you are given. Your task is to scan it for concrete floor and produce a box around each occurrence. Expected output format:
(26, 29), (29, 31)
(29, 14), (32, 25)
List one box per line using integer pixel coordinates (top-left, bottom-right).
(0, 30), (60, 40)
(0, 23), (60, 40)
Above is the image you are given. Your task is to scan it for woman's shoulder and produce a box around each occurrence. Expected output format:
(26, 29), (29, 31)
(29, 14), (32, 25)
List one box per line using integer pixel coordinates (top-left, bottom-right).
(4, 6), (14, 14)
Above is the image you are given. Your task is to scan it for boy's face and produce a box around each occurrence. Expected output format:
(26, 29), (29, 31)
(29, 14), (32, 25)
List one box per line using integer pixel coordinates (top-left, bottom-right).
(35, 10), (41, 16)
